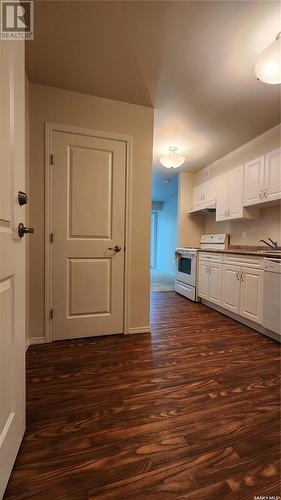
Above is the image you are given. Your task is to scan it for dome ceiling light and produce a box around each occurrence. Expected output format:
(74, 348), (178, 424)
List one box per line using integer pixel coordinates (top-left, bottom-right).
(160, 147), (186, 169)
(255, 32), (281, 85)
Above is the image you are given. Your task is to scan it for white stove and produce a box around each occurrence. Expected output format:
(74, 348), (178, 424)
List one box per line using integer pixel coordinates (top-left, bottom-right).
(175, 234), (229, 301)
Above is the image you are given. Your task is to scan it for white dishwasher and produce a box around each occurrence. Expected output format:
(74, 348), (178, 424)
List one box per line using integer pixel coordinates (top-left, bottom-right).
(263, 258), (281, 338)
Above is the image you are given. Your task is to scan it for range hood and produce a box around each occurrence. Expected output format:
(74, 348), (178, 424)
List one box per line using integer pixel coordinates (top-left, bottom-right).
(189, 199), (216, 215)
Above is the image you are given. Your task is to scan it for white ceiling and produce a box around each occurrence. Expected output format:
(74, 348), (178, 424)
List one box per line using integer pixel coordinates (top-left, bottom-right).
(27, 1), (281, 177)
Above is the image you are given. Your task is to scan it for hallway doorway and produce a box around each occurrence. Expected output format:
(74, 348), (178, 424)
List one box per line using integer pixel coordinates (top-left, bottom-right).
(150, 174), (178, 292)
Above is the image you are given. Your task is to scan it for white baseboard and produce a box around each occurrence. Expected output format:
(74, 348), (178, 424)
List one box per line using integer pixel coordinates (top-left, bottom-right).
(127, 326), (151, 335)
(28, 336), (46, 345)
(201, 299), (280, 342)
(25, 339), (30, 351)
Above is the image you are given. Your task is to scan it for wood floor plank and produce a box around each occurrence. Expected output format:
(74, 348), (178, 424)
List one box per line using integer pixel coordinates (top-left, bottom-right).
(4, 292), (281, 499)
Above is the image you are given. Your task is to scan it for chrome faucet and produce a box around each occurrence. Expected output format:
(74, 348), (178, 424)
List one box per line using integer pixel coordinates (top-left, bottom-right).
(259, 237), (278, 250)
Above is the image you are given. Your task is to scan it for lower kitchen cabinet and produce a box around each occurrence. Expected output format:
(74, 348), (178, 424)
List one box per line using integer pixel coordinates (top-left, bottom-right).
(199, 254), (264, 326)
(240, 267), (264, 324)
(208, 264), (222, 305)
(198, 262), (209, 299)
(198, 261), (222, 305)
(222, 264), (240, 314)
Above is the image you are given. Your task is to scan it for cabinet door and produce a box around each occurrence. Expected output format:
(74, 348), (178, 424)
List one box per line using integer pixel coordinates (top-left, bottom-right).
(264, 148), (281, 202)
(193, 184), (204, 206)
(216, 175), (229, 221)
(244, 156), (264, 206)
(222, 265), (240, 314)
(198, 262), (209, 299)
(240, 268), (263, 324)
(229, 166), (243, 219)
(209, 264), (222, 305)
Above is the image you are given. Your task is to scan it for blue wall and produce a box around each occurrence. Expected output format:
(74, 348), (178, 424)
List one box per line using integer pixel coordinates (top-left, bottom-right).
(156, 192), (178, 274)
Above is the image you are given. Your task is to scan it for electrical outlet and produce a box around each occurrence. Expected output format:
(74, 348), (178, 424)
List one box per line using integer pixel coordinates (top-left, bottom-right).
(242, 231), (247, 240)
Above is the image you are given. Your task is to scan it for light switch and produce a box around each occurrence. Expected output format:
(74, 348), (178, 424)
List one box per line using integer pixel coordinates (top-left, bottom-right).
(242, 231), (247, 240)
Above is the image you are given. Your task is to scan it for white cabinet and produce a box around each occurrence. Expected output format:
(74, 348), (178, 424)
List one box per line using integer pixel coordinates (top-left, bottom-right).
(243, 156), (264, 206)
(208, 264), (223, 305)
(264, 148), (281, 203)
(240, 268), (263, 324)
(200, 253), (264, 326)
(193, 183), (206, 206)
(221, 258), (264, 325)
(216, 166), (253, 221)
(198, 254), (222, 305)
(222, 264), (240, 314)
(244, 148), (281, 206)
(192, 179), (216, 208)
(198, 262), (209, 299)
(215, 175), (229, 221)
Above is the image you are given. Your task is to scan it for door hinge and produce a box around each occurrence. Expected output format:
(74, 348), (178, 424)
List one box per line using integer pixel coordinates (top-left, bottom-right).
(50, 154), (54, 165)
(50, 308), (54, 320)
(50, 232), (54, 244)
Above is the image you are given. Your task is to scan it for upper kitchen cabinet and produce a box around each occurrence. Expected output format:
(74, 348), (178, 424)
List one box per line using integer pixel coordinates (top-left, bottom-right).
(192, 179), (215, 207)
(190, 178), (217, 214)
(216, 166), (255, 222)
(244, 148), (281, 207)
(264, 148), (281, 203)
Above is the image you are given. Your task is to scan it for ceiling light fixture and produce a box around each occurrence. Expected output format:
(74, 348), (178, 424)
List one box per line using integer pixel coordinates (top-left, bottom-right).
(255, 32), (281, 85)
(160, 147), (186, 169)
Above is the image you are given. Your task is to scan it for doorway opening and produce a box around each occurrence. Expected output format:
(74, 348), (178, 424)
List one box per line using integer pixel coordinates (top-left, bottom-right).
(150, 174), (178, 292)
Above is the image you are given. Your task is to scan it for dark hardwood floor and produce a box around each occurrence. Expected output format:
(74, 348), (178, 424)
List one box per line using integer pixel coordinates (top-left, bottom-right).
(4, 292), (281, 499)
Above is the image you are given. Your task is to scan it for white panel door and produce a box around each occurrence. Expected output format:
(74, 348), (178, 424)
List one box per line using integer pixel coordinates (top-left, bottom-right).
(240, 268), (263, 324)
(264, 148), (281, 202)
(0, 41), (26, 496)
(209, 264), (222, 305)
(52, 132), (126, 340)
(222, 265), (240, 314)
(198, 262), (209, 299)
(215, 175), (229, 221)
(229, 166), (243, 219)
(244, 156), (264, 206)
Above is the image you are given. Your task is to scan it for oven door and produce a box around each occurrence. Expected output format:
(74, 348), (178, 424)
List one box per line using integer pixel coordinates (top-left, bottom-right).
(176, 251), (196, 286)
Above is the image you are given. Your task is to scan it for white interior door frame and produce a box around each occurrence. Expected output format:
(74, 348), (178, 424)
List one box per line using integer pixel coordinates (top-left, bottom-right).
(44, 122), (133, 342)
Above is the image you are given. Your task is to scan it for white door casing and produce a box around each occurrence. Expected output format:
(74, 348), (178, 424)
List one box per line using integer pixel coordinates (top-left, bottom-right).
(0, 40), (26, 497)
(51, 131), (127, 340)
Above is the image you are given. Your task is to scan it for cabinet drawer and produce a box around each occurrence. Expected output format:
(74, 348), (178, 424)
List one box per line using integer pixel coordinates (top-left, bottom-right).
(199, 252), (223, 263)
(223, 254), (264, 269)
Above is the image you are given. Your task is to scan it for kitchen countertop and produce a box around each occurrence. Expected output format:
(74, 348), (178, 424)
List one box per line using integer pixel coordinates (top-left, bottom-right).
(199, 246), (281, 259)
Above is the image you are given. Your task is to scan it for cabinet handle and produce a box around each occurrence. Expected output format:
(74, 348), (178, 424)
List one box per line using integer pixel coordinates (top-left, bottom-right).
(259, 191), (262, 199)
(264, 189), (268, 198)
(236, 270), (240, 281)
(241, 272), (244, 282)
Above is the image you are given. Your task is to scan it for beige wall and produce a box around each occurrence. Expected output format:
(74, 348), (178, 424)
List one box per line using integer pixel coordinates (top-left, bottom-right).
(194, 124), (281, 185)
(177, 172), (204, 247)
(28, 83), (154, 340)
(194, 124), (281, 246)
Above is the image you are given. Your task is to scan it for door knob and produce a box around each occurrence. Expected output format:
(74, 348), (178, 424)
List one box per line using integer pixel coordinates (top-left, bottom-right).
(108, 245), (121, 252)
(18, 191), (28, 206)
(18, 223), (34, 238)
